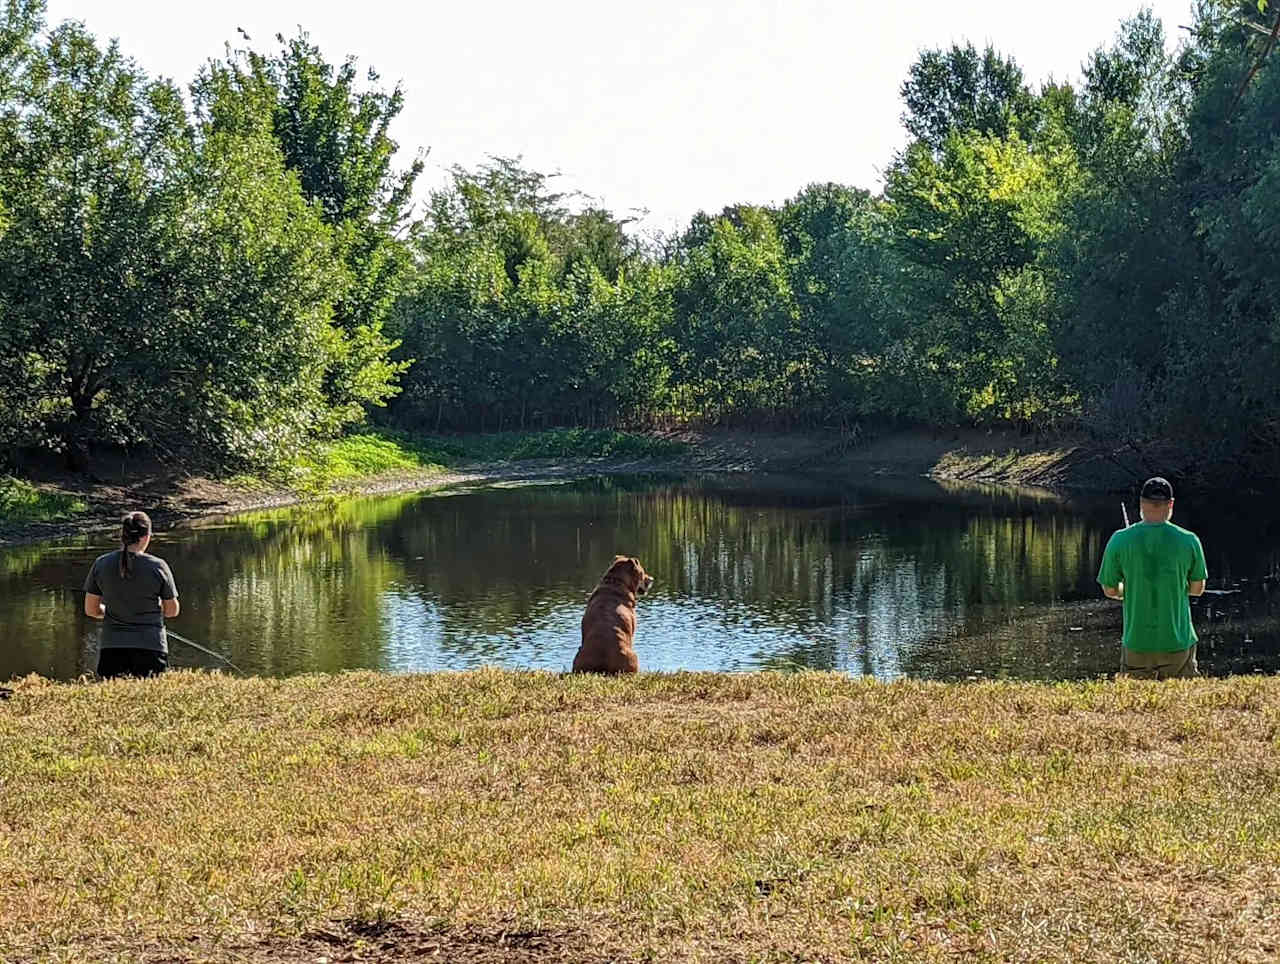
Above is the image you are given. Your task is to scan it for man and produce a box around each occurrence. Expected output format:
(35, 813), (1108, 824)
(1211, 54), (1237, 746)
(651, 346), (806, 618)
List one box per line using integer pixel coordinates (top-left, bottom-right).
(1097, 477), (1207, 679)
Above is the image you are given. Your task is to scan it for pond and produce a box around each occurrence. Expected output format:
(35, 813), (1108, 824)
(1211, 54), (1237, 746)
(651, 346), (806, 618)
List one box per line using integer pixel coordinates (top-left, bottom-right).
(3, 474), (1279, 681)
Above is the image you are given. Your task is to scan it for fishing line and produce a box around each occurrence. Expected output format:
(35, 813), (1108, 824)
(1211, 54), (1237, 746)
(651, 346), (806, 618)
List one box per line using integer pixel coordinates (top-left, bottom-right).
(67, 586), (245, 674)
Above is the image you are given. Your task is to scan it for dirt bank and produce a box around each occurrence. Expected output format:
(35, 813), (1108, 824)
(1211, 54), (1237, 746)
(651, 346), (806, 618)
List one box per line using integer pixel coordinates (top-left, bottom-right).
(0, 428), (1147, 548)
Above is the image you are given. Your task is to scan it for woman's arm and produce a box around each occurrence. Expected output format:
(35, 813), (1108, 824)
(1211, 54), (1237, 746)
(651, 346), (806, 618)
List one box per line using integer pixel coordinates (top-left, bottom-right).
(162, 598), (180, 618)
(84, 593), (106, 619)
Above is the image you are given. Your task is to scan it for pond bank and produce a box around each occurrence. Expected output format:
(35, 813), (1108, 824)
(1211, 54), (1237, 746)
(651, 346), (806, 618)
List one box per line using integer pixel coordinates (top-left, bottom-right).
(3, 670), (1277, 962)
(0, 427), (1142, 548)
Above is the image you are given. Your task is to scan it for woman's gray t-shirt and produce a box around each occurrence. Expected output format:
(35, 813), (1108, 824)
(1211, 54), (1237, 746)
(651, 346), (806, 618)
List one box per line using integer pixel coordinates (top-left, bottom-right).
(84, 550), (178, 652)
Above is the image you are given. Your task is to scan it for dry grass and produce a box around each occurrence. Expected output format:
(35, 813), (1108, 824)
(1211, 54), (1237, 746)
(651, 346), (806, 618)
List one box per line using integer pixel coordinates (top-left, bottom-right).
(2, 671), (1279, 962)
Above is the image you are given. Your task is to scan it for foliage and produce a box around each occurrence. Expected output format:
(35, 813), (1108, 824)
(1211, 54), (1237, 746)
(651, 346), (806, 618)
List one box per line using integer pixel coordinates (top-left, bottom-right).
(6, 2), (1280, 483)
(885, 129), (1078, 423)
(666, 206), (796, 422)
(0, 5), (410, 471)
(0, 475), (84, 521)
(195, 31), (417, 422)
(899, 42), (1038, 153)
(390, 158), (668, 431)
(460, 427), (686, 461)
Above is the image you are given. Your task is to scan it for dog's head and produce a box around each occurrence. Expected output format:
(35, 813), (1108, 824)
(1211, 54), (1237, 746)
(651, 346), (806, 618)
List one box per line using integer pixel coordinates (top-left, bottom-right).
(607, 555), (654, 595)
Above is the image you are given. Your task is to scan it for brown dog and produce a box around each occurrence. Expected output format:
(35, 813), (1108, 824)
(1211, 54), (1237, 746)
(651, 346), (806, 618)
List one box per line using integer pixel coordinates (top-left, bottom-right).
(572, 556), (655, 674)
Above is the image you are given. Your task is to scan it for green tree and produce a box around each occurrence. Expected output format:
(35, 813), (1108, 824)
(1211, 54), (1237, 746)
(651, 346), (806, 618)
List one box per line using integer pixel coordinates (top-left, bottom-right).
(668, 206), (796, 422)
(900, 43), (1037, 153)
(196, 31), (418, 422)
(885, 131), (1078, 423)
(774, 183), (910, 423)
(392, 159), (668, 430)
(163, 123), (350, 468)
(0, 9), (354, 470)
(0, 19), (191, 465)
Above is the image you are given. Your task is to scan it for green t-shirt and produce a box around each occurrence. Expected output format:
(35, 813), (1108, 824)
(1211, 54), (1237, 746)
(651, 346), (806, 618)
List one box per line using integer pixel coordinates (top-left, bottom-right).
(1097, 521), (1207, 653)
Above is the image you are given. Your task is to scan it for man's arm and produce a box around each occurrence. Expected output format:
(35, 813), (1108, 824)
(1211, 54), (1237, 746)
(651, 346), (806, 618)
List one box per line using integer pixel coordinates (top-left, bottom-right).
(84, 593), (105, 619)
(1188, 535), (1208, 598)
(1098, 532), (1123, 600)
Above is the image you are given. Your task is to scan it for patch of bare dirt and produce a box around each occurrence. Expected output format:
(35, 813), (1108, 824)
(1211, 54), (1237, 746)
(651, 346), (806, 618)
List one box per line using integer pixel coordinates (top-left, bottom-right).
(133, 921), (632, 963)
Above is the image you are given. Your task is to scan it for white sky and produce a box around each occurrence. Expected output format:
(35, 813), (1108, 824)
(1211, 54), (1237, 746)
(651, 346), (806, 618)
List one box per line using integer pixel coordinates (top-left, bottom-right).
(44, 0), (1196, 234)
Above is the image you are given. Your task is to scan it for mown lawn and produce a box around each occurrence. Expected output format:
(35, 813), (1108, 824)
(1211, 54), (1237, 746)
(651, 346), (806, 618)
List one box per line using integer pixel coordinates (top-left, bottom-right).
(2, 671), (1278, 962)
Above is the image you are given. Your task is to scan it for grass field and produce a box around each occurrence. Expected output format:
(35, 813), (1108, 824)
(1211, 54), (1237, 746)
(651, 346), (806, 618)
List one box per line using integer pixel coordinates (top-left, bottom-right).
(2, 671), (1278, 962)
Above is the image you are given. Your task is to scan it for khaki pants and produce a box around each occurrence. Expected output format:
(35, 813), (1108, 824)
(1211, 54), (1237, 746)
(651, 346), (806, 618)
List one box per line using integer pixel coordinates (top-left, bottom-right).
(1119, 644), (1198, 680)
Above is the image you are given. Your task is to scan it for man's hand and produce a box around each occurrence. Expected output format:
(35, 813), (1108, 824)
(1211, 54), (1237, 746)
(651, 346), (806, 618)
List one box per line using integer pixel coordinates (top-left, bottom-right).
(1102, 582), (1124, 601)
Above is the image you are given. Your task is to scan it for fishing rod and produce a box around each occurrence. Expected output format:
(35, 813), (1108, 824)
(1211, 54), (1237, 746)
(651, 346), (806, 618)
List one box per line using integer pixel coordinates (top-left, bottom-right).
(1122, 501), (1131, 528)
(68, 587), (245, 674)
(162, 630), (245, 675)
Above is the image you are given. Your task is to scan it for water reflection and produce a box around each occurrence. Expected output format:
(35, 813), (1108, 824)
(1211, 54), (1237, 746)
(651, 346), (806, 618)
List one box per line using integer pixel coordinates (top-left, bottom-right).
(3, 474), (1279, 681)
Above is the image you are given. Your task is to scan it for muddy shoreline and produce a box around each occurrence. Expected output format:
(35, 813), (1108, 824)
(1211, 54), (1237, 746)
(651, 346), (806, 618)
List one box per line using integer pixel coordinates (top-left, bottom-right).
(0, 428), (1152, 548)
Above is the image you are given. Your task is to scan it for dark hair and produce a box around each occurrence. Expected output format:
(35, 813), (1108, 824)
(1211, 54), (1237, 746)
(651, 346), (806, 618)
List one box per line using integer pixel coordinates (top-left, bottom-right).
(119, 511), (152, 579)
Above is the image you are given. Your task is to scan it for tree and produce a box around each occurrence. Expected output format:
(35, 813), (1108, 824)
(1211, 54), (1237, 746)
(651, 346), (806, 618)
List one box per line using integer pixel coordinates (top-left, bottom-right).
(775, 183), (908, 422)
(885, 130), (1078, 423)
(668, 206), (796, 422)
(392, 159), (668, 430)
(0, 10), (356, 470)
(0, 20), (191, 465)
(900, 43), (1037, 153)
(195, 31), (419, 422)
(162, 124), (350, 468)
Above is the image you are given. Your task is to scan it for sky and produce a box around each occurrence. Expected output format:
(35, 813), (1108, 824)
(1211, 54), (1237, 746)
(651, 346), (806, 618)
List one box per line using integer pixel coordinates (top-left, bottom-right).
(43, 0), (1197, 235)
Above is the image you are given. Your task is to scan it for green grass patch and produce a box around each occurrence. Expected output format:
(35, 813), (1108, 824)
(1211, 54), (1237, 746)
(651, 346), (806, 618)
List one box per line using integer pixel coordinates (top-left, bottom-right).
(0, 476), (87, 523)
(287, 433), (457, 491)
(284, 429), (685, 494)
(3, 672), (1279, 961)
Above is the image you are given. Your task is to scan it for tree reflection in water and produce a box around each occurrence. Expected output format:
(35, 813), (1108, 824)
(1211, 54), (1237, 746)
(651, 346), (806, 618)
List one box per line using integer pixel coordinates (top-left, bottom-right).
(4, 476), (1280, 680)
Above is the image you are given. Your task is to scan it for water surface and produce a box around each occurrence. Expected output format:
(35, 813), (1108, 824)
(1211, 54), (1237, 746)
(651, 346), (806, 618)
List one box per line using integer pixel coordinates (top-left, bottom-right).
(3, 474), (1279, 681)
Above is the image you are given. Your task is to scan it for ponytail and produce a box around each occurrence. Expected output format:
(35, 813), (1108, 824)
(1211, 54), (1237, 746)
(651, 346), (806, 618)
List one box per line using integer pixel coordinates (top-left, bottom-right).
(119, 511), (152, 579)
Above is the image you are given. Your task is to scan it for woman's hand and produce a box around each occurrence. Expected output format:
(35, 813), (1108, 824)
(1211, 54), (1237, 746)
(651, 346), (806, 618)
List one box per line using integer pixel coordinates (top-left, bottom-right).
(83, 593), (106, 620)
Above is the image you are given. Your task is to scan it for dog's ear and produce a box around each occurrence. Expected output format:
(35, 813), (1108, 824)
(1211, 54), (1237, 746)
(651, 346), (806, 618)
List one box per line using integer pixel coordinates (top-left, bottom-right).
(624, 557), (646, 589)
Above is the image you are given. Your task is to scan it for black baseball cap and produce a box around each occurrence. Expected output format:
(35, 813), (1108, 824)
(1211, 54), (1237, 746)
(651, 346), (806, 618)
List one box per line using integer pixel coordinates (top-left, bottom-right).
(1140, 477), (1173, 501)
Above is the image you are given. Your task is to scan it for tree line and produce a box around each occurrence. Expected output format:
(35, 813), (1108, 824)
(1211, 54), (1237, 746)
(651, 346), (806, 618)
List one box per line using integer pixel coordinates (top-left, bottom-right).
(2, 0), (1280, 481)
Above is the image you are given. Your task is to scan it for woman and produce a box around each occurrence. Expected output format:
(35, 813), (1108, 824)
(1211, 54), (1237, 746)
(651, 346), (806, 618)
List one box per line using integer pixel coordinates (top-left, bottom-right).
(83, 511), (180, 679)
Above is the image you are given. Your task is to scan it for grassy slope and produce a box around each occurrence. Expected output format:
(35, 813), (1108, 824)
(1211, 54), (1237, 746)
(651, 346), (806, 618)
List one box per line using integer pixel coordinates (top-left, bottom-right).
(0, 476), (86, 524)
(254, 429), (686, 493)
(0, 430), (683, 527)
(2, 671), (1279, 962)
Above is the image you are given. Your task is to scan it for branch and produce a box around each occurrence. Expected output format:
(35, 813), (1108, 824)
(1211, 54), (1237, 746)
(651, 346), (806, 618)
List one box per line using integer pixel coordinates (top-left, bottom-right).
(1230, 9), (1280, 116)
